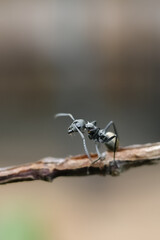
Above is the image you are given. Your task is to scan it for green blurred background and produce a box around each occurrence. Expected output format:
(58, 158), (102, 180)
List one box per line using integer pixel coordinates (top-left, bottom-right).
(0, 1), (160, 240)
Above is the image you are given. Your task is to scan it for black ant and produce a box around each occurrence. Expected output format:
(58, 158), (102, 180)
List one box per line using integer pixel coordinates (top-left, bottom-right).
(55, 113), (119, 167)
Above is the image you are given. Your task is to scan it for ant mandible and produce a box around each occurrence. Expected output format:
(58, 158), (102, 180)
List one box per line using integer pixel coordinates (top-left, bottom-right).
(55, 113), (119, 167)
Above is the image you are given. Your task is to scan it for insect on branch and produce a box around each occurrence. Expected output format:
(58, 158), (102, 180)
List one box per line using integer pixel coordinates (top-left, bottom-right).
(55, 113), (119, 166)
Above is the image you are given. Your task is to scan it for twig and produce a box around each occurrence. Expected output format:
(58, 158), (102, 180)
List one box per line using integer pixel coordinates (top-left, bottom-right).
(0, 142), (160, 184)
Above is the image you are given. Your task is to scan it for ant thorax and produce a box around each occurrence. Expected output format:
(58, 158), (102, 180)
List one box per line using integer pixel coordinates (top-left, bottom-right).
(85, 121), (99, 140)
(98, 129), (106, 142)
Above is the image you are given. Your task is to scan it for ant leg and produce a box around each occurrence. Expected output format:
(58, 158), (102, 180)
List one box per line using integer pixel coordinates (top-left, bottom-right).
(104, 121), (119, 139)
(95, 142), (101, 159)
(113, 135), (120, 168)
(92, 135), (118, 166)
(55, 113), (75, 121)
(91, 142), (106, 165)
(104, 121), (120, 168)
(74, 125), (92, 162)
(106, 134), (119, 168)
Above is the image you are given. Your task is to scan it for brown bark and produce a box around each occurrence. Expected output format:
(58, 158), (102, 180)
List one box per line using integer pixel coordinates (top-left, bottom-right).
(0, 142), (160, 184)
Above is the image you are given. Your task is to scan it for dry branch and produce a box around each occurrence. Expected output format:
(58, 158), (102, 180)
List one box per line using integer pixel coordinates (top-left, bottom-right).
(0, 142), (160, 184)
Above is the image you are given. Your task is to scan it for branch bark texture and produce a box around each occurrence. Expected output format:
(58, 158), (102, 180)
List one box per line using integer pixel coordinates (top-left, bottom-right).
(0, 142), (160, 184)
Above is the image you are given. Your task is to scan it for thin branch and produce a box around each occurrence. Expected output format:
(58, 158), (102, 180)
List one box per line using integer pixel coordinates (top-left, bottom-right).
(0, 142), (160, 184)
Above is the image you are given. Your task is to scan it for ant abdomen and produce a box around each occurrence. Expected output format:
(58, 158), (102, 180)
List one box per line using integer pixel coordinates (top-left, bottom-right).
(104, 132), (119, 151)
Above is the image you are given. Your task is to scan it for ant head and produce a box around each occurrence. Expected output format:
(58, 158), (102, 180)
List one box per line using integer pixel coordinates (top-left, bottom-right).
(68, 119), (86, 134)
(85, 121), (97, 133)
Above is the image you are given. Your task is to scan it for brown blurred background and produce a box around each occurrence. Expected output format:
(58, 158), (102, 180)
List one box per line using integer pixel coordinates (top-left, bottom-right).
(0, 1), (160, 240)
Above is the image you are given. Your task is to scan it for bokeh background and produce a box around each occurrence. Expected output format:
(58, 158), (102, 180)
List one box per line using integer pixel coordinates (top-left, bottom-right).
(0, 1), (160, 240)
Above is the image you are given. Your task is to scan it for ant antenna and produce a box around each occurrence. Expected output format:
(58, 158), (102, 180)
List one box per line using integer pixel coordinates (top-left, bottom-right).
(55, 113), (75, 121)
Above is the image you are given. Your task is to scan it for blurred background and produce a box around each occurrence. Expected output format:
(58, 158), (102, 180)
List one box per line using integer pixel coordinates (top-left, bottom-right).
(0, 1), (160, 240)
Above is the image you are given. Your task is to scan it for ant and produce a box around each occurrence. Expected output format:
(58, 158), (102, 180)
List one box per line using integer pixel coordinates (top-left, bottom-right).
(55, 113), (119, 167)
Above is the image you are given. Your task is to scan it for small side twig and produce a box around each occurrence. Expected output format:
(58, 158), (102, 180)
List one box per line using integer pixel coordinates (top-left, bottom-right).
(0, 142), (160, 185)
